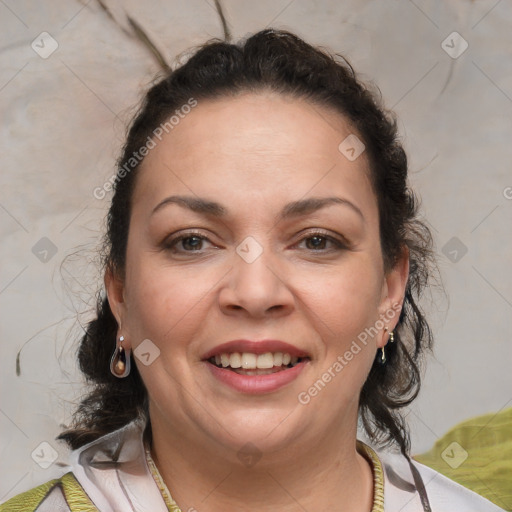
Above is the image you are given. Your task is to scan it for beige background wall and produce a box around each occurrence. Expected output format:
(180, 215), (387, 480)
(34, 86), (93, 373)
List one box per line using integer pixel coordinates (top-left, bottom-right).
(1, 0), (511, 501)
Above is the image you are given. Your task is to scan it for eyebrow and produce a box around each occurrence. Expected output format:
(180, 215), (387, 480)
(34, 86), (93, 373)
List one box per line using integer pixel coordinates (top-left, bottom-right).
(151, 195), (364, 221)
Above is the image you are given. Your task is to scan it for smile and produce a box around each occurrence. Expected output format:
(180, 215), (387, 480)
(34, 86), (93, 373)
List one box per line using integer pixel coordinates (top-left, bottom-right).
(208, 352), (305, 375)
(202, 339), (311, 393)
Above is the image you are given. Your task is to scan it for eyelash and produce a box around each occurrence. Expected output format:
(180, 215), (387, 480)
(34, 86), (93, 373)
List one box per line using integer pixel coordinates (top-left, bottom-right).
(163, 230), (347, 255)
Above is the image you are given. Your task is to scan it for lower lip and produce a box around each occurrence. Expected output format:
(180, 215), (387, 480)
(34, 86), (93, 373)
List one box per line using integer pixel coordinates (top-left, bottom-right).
(205, 361), (308, 394)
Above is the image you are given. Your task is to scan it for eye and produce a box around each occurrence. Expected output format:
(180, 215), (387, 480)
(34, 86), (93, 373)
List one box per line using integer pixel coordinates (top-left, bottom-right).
(162, 230), (347, 255)
(296, 231), (347, 252)
(163, 231), (214, 253)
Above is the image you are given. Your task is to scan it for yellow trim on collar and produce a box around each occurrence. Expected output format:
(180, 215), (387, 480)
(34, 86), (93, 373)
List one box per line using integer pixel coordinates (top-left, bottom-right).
(60, 472), (98, 511)
(357, 440), (385, 512)
(145, 447), (183, 512)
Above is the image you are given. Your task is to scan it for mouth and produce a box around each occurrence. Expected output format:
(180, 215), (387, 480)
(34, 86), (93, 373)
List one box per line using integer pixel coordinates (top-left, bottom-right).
(202, 340), (311, 394)
(207, 352), (308, 375)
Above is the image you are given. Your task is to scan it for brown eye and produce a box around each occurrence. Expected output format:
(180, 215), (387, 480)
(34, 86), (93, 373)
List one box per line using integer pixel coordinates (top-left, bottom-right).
(164, 232), (213, 254)
(297, 232), (346, 253)
(179, 236), (205, 251)
(305, 235), (328, 250)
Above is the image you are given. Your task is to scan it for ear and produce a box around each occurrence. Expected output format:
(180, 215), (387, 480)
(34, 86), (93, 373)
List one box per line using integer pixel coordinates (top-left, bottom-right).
(104, 266), (129, 343)
(377, 247), (410, 349)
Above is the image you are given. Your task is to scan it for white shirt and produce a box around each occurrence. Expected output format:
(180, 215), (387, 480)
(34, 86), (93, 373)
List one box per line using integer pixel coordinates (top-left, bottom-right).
(4, 418), (503, 512)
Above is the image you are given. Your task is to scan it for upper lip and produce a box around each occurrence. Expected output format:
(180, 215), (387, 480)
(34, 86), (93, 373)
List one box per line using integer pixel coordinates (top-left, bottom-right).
(201, 339), (310, 360)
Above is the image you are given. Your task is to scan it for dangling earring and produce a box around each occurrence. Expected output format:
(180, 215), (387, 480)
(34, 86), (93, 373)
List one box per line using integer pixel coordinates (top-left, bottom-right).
(110, 335), (131, 378)
(379, 330), (394, 364)
(380, 345), (387, 364)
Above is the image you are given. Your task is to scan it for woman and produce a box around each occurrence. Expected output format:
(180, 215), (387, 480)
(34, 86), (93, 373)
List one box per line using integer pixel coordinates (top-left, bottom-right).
(0, 29), (504, 512)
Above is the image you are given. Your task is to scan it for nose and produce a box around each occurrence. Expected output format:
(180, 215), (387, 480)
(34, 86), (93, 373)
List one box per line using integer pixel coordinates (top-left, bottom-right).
(218, 245), (295, 318)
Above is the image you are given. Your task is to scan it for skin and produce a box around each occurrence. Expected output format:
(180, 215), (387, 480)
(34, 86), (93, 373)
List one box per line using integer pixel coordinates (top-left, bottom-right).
(106, 91), (409, 512)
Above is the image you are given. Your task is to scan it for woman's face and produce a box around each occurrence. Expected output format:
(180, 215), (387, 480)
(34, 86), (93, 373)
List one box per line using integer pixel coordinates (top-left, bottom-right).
(107, 91), (407, 459)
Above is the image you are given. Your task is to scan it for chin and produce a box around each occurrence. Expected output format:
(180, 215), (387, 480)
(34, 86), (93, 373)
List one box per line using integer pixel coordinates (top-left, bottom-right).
(202, 404), (308, 458)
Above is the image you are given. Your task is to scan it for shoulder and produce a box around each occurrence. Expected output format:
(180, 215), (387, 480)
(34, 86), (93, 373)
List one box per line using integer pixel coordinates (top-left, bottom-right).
(379, 450), (506, 511)
(0, 472), (97, 512)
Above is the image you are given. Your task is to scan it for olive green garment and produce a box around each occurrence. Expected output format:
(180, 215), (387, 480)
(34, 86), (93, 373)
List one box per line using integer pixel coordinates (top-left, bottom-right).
(414, 407), (512, 511)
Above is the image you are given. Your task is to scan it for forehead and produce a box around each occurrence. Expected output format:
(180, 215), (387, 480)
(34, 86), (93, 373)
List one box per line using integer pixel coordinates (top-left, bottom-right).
(132, 91), (376, 220)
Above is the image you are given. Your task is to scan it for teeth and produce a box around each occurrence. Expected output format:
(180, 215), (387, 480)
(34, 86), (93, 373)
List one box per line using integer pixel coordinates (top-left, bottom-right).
(229, 353), (242, 368)
(241, 353), (257, 369)
(211, 351), (302, 370)
(256, 352), (274, 369)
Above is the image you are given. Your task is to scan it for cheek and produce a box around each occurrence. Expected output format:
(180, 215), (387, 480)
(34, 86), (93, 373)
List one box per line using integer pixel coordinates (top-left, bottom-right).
(124, 256), (218, 346)
(299, 267), (382, 408)
(301, 257), (383, 339)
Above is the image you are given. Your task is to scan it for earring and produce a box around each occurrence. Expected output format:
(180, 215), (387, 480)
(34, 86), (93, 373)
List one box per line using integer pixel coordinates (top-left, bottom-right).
(379, 345), (387, 364)
(379, 330), (394, 364)
(110, 335), (131, 378)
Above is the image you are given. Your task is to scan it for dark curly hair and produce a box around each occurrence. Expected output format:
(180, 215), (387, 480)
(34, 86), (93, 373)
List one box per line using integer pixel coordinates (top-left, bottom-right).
(58, 28), (435, 456)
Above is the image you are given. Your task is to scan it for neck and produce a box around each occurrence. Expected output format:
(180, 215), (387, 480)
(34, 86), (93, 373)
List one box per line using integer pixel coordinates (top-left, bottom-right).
(148, 415), (374, 512)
